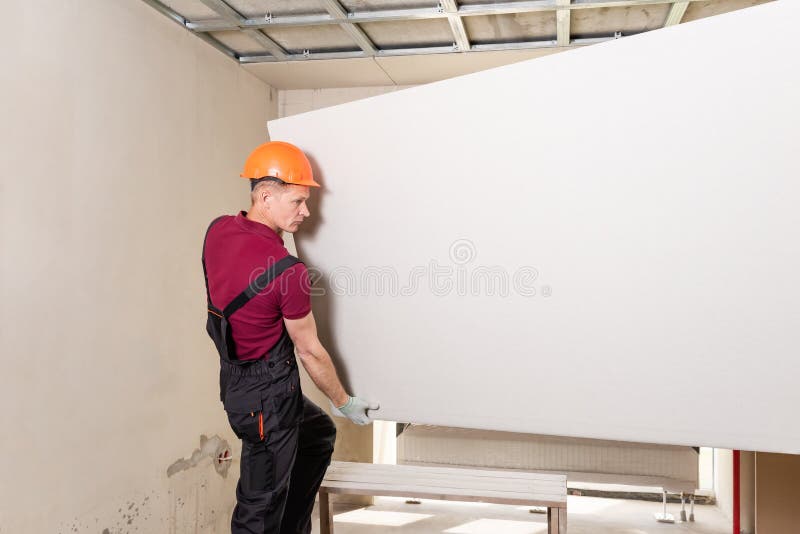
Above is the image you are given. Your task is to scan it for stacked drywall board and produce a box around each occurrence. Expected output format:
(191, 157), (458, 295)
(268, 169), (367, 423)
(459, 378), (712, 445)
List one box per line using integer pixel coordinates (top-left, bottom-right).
(269, 1), (800, 454)
(397, 426), (699, 493)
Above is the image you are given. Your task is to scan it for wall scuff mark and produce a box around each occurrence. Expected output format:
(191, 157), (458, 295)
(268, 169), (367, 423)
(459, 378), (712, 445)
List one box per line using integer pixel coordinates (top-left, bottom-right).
(167, 435), (231, 478)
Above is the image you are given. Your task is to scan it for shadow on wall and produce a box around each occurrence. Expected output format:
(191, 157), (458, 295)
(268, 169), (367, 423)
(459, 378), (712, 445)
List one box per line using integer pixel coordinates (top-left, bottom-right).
(292, 154), (354, 393)
(297, 153), (326, 238)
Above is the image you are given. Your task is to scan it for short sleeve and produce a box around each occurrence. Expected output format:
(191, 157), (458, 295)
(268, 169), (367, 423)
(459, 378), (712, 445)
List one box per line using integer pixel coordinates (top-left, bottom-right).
(279, 263), (312, 320)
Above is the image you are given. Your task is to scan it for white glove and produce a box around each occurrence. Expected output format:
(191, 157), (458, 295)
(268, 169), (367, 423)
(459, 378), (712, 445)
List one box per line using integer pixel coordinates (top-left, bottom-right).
(332, 396), (380, 425)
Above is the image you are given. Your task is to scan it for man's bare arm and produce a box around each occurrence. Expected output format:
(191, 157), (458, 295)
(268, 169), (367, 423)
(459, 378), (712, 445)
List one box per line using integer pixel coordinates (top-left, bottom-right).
(284, 311), (349, 407)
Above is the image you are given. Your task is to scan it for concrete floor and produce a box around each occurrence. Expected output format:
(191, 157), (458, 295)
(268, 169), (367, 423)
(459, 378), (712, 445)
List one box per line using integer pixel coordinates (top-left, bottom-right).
(311, 495), (731, 534)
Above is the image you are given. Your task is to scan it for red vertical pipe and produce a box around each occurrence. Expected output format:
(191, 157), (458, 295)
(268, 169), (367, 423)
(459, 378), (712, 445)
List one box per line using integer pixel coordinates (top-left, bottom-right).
(733, 449), (741, 534)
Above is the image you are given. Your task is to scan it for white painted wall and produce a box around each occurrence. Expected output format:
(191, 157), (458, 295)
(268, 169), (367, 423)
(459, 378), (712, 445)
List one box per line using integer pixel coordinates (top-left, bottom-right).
(715, 449), (734, 522)
(0, 1), (274, 531)
(712, 449), (754, 532)
(269, 0), (800, 454)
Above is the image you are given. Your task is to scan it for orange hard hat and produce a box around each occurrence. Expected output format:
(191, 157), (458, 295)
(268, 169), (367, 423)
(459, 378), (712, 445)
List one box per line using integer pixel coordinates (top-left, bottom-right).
(240, 141), (320, 187)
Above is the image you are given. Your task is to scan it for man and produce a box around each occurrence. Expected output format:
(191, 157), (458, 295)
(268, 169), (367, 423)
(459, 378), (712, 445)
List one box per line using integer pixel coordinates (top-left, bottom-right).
(202, 141), (379, 533)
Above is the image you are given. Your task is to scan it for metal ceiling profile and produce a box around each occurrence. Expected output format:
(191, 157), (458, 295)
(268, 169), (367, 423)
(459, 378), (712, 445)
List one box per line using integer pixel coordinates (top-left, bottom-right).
(439, 0), (471, 52)
(318, 0), (378, 55)
(141, 0), (761, 64)
(665, 1), (691, 27)
(198, 0), (288, 59)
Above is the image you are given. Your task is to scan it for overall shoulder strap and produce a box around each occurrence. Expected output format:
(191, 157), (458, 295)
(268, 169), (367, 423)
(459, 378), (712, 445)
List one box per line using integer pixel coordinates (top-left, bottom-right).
(222, 255), (301, 317)
(201, 216), (228, 308)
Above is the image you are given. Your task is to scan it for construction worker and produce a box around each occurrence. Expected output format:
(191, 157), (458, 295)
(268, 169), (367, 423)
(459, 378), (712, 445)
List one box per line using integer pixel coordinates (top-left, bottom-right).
(202, 141), (379, 533)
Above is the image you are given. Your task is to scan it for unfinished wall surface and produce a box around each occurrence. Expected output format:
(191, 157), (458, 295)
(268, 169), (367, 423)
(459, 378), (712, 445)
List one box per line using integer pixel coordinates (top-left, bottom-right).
(269, 0), (800, 454)
(0, 1), (274, 532)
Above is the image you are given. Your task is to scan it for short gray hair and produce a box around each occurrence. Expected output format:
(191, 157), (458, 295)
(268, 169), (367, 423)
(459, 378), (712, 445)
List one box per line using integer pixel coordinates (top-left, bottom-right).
(250, 177), (286, 204)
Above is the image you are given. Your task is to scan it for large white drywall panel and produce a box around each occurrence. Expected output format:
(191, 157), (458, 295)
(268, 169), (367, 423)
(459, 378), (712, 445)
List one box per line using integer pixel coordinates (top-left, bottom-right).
(269, 1), (800, 454)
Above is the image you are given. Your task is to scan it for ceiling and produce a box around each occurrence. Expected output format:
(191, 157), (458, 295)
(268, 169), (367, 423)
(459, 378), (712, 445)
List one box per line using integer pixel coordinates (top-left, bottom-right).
(143, 0), (773, 88)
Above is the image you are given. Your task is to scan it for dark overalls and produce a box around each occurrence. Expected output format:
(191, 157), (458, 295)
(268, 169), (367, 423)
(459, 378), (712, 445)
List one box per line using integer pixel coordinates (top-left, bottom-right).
(203, 218), (337, 534)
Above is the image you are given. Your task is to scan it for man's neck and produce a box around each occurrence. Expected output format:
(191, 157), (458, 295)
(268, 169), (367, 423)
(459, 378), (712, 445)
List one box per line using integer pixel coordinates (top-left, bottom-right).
(246, 208), (280, 234)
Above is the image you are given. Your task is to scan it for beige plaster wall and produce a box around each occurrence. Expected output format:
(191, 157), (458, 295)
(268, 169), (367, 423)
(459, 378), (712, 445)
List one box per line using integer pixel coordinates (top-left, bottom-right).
(0, 1), (275, 531)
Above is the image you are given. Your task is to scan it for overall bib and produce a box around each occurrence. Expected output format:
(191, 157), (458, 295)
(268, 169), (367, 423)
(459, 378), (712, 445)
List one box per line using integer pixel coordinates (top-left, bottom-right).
(203, 217), (336, 534)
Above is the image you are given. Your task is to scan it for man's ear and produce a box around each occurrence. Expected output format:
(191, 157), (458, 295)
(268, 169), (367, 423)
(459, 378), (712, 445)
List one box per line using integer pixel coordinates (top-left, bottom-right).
(258, 186), (272, 207)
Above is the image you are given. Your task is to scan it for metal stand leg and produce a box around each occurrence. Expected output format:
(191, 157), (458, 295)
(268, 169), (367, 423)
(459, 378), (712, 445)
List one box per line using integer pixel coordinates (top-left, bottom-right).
(689, 494), (695, 522)
(655, 489), (675, 523)
(680, 492), (687, 522)
(320, 490), (333, 534)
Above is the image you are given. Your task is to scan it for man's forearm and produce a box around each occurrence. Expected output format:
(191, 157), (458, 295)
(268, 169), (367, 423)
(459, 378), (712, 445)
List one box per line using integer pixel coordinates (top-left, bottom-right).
(296, 343), (349, 407)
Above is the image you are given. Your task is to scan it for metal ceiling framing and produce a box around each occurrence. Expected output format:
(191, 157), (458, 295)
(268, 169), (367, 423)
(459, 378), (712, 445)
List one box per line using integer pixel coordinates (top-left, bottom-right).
(665, 1), (690, 26)
(142, 0), (714, 64)
(556, 0), (572, 47)
(199, 0), (288, 59)
(440, 0), (471, 52)
(319, 0), (378, 55)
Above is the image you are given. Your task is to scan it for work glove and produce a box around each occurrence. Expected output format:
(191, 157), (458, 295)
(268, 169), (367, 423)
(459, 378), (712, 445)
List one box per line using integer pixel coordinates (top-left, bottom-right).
(332, 396), (380, 426)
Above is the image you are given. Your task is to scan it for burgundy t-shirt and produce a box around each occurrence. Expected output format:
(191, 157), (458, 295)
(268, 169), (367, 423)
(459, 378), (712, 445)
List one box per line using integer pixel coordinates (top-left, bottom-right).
(203, 211), (311, 361)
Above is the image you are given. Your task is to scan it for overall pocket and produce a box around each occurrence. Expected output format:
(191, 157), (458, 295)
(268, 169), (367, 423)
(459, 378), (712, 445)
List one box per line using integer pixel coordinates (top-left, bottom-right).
(224, 388), (275, 492)
(241, 440), (274, 493)
(223, 390), (265, 443)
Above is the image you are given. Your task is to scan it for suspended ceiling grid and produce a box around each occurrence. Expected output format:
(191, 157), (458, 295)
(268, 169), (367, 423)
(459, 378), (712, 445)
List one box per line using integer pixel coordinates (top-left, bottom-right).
(142, 0), (774, 88)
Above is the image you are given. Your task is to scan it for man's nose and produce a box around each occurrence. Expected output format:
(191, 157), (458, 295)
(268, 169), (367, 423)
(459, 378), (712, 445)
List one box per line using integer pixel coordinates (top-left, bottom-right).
(301, 203), (310, 217)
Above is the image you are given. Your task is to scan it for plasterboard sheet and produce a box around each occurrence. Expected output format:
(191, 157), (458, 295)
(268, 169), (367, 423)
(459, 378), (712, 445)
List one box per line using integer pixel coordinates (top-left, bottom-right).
(340, 0), (438, 10)
(161, 0), (219, 21)
(464, 12), (557, 43)
(398, 425), (698, 492)
(227, 0), (326, 18)
(360, 19), (455, 49)
(570, 5), (670, 37)
(683, 0), (774, 23)
(269, 1), (800, 453)
(211, 30), (270, 55)
(242, 57), (393, 89)
(261, 24), (358, 53)
(376, 48), (564, 85)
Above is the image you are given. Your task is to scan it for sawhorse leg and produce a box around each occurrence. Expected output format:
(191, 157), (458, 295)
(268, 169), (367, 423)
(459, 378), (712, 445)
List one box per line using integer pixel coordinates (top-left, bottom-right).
(319, 490), (333, 534)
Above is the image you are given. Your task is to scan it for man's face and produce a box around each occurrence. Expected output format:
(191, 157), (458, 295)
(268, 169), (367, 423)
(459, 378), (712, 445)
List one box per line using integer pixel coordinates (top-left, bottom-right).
(271, 184), (311, 233)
